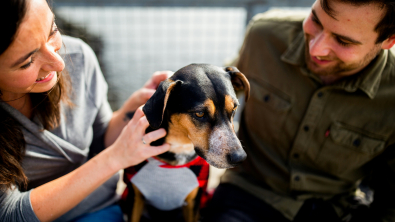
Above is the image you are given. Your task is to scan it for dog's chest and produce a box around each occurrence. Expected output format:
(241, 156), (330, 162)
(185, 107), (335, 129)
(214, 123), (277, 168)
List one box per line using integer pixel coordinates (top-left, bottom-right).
(130, 157), (203, 211)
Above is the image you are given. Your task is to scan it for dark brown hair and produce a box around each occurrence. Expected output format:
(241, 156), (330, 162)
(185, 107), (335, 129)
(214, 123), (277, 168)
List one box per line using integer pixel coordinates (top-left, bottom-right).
(321, 0), (395, 43)
(0, 0), (72, 191)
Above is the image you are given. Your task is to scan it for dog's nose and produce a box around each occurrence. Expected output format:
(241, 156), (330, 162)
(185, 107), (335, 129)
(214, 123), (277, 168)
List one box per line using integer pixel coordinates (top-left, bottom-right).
(227, 149), (247, 165)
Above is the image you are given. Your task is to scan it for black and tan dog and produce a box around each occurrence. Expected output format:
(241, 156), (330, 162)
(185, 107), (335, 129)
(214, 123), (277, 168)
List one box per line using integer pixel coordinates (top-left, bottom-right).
(124, 63), (250, 222)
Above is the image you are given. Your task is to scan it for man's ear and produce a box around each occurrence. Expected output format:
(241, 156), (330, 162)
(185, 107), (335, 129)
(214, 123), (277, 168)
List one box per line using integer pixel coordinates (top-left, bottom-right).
(143, 79), (182, 129)
(381, 35), (395, 50)
(225, 66), (251, 101)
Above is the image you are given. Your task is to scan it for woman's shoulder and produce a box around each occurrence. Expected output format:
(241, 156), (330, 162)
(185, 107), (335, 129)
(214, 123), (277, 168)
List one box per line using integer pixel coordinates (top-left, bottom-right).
(59, 35), (86, 55)
(59, 35), (100, 77)
(59, 35), (96, 60)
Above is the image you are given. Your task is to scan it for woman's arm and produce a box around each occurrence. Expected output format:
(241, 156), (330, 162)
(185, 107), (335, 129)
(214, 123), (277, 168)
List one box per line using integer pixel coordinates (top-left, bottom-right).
(30, 107), (169, 222)
(104, 71), (173, 147)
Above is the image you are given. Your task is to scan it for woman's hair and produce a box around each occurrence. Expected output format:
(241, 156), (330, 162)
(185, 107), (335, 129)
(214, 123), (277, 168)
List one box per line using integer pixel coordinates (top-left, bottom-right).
(0, 0), (72, 191)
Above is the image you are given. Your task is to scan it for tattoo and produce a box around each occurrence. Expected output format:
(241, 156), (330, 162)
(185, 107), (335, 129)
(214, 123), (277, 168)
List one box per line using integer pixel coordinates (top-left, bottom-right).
(123, 111), (135, 122)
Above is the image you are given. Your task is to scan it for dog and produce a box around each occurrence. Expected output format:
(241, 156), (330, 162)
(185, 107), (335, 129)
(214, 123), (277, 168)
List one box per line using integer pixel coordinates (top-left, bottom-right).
(122, 64), (250, 222)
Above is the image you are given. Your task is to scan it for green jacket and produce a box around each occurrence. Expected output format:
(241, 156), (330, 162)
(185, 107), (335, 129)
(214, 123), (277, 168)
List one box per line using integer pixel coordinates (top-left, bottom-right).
(222, 9), (395, 221)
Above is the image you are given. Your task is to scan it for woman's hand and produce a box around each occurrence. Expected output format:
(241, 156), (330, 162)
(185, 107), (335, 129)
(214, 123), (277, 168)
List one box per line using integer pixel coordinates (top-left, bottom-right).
(122, 71), (174, 112)
(108, 106), (170, 170)
(105, 71), (173, 147)
(31, 106), (169, 222)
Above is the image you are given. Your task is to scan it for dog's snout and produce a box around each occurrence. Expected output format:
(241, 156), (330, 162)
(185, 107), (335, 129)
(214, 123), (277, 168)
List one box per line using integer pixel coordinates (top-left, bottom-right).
(227, 149), (247, 165)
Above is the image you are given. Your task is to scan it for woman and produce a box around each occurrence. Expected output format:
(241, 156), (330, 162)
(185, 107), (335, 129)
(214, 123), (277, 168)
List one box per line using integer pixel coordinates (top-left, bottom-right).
(0, 0), (171, 221)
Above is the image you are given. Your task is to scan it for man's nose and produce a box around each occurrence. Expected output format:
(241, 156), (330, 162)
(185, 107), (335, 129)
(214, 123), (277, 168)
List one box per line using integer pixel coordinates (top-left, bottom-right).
(309, 32), (331, 57)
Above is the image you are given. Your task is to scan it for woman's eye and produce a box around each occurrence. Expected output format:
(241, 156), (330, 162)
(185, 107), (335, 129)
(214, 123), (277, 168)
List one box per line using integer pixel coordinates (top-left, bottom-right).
(20, 57), (35, 70)
(50, 25), (59, 37)
(195, 112), (204, 118)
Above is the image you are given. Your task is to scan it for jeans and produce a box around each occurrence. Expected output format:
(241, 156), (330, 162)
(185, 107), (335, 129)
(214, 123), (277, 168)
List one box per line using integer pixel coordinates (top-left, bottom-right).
(202, 183), (342, 222)
(72, 204), (124, 222)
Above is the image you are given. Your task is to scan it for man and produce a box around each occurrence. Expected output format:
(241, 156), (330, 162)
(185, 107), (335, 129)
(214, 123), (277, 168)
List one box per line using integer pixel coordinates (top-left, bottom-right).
(203, 0), (395, 221)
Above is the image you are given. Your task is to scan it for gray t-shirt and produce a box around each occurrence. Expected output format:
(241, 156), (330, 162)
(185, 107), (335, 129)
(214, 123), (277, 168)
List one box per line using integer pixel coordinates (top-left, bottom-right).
(0, 36), (119, 222)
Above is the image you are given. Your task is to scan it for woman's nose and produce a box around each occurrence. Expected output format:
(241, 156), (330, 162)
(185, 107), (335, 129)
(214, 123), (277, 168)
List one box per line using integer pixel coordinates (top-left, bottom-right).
(40, 45), (65, 72)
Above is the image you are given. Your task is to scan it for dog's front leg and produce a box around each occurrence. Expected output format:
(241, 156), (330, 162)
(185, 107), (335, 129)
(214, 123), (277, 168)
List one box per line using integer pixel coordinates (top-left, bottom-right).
(130, 183), (144, 222)
(182, 186), (199, 222)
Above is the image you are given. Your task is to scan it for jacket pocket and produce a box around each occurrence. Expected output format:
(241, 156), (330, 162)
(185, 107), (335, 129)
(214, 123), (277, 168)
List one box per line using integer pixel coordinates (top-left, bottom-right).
(244, 78), (291, 144)
(315, 122), (386, 175)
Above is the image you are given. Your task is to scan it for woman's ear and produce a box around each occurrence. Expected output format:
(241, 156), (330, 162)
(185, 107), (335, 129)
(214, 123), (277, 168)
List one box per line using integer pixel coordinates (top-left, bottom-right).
(143, 79), (182, 129)
(381, 35), (395, 50)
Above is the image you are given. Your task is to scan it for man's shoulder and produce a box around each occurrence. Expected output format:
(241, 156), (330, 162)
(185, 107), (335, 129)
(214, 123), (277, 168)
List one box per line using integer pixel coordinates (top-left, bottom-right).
(390, 47), (395, 58)
(249, 8), (309, 31)
(386, 48), (395, 76)
(246, 8), (308, 44)
(378, 49), (395, 89)
(386, 48), (395, 71)
(251, 8), (309, 24)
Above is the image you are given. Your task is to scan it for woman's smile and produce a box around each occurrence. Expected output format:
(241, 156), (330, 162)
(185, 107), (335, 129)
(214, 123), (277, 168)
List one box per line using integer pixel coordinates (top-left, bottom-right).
(35, 71), (55, 83)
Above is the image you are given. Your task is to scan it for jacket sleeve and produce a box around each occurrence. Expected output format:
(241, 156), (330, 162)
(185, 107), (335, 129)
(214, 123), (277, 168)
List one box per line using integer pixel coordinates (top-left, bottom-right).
(369, 144), (395, 222)
(351, 144), (395, 222)
(0, 187), (40, 222)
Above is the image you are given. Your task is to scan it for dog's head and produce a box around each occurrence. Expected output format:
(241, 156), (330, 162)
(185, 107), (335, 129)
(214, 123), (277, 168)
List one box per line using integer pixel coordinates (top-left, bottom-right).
(143, 64), (250, 169)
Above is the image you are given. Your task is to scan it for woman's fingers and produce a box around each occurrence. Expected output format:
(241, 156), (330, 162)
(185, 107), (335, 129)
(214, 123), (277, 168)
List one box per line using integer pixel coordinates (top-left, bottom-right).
(139, 88), (156, 102)
(142, 128), (167, 145)
(112, 105), (170, 168)
(141, 128), (169, 158)
(144, 71), (174, 89)
(136, 116), (150, 135)
(144, 144), (170, 158)
(128, 106), (146, 126)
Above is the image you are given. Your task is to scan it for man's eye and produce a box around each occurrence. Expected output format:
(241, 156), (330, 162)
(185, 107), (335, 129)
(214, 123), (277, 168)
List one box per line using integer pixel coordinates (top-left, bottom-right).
(195, 112), (204, 118)
(311, 16), (321, 27)
(336, 37), (350, 47)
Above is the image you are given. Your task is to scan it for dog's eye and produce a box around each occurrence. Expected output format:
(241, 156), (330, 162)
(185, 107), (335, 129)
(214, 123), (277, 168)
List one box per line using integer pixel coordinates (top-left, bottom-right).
(195, 112), (205, 118)
(232, 107), (237, 115)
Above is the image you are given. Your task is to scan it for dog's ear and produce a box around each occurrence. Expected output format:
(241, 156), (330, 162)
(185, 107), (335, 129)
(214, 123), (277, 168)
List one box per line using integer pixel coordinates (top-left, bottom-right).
(225, 66), (250, 101)
(143, 79), (182, 129)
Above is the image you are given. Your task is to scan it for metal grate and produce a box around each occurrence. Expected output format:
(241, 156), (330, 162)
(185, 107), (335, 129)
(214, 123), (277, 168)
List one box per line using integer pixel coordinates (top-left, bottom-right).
(55, 7), (247, 109)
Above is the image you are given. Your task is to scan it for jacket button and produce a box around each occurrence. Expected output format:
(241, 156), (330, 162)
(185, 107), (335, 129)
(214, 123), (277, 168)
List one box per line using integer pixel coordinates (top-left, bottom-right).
(317, 92), (324, 97)
(294, 176), (300, 181)
(353, 139), (361, 147)
(264, 95), (270, 102)
(303, 125), (309, 132)
(293, 153), (299, 159)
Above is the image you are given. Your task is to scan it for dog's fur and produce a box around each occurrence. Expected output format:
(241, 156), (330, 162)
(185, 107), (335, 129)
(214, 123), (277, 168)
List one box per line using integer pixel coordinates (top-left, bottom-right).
(127, 64), (250, 222)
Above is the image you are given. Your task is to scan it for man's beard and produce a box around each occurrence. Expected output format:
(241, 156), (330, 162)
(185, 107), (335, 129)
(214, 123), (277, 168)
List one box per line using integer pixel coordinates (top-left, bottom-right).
(304, 38), (381, 77)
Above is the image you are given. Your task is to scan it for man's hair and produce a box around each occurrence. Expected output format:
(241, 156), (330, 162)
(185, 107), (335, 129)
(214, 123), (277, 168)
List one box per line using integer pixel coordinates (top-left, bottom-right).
(321, 0), (395, 43)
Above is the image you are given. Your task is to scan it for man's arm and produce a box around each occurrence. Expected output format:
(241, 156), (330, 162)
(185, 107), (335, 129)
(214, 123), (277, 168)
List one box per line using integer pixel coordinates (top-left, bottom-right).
(369, 144), (395, 222)
(351, 144), (395, 222)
